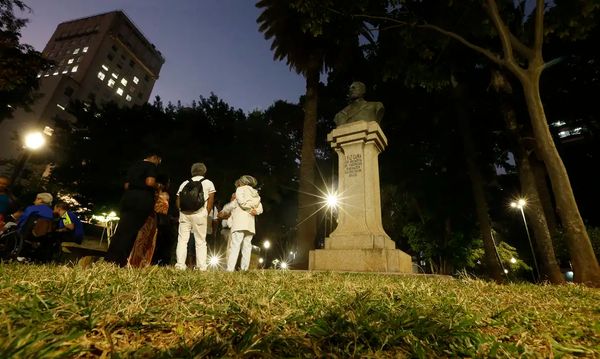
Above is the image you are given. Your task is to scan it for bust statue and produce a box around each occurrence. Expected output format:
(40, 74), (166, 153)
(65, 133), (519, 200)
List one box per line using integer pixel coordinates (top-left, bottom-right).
(334, 81), (384, 127)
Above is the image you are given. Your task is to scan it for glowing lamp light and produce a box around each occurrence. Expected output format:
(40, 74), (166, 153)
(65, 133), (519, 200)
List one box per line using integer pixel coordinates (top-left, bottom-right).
(258, 257), (264, 264)
(326, 193), (338, 208)
(24, 131), (45, 150)
(510, 257), (517, 264)
(510, 198), (527, 209)
(504, 269), (509, 274)
(263, 240), (271, 250)
(208, 256), (220, 267)
(280, 262), (289, 270)
(565, 271), (574, 281)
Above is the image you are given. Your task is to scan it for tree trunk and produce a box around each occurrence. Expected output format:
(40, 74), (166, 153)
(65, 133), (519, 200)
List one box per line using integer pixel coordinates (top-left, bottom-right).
(515, 149), (565, 284)
(530, 158), (560, 237)
(453, 84), (504, 282)
(521, 77), (600, 286)
(294, 61), (319, 269)
(492, 70), (564, 284)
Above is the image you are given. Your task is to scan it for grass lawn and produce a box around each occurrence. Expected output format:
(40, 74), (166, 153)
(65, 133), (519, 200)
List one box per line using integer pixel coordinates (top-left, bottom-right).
(0, 262), (598, 358)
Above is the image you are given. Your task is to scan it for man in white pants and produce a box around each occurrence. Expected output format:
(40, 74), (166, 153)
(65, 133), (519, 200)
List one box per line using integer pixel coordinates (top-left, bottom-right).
(175, 163), (216, 270)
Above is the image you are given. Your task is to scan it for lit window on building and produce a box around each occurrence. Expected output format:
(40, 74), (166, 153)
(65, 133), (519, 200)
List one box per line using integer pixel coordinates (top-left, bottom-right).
(133, 76), (139, 84)
(73, 48), (80, 54)
(558, 131), (570, 138)
(62, 69), (68, 74)
(121, 78), (128, 86)
(68, 58), (74, 64)
(551, 121), (566, 127)
(116, 88), (124, 96)
(111, 73), (118, 79)
(37, 74), (41, 78)
(97, 72), (106, 81)
(71, 65), (78, 72)
(83, 46), (89, 53)
(102, 64), (109, 71)
(53, 70), (59, 76)
(572, 127), (583, 135)
(108, 79), (115, 88)
(126, 95), (132, 102)
(56, 103), (66, 110)
(44, 73), (50, 77)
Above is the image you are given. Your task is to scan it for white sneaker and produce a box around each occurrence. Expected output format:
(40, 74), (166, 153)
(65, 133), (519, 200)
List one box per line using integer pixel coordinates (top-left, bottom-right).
(174, 264), (186, 270)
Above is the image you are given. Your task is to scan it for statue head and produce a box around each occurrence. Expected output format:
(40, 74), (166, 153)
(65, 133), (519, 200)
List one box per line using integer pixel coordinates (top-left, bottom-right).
(348, 81), (366, 100)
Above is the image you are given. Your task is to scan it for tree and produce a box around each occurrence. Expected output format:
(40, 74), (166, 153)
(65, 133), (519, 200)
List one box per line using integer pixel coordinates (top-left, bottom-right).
(0, 0), (49, 124)
(352, 0), (600, 285)
(256, 0), (370, 268)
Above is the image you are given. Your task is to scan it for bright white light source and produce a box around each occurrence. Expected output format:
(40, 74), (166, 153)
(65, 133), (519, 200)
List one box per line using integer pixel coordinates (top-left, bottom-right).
(510, 257), (517, 264)
(208, 256), (220, 267)
(280, 262), (288, 270)
(24, 132), (45, 150)
(263, 240), (271, 250)
(326, 193), (338, 208)
(258, 257), (264, 264)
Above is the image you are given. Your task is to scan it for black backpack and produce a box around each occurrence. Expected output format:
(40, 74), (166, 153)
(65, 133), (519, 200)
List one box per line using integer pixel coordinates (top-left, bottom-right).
(179, 177), (207, 212)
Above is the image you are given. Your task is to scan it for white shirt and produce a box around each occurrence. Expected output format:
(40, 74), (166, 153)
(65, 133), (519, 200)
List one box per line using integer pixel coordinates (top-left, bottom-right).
(177, 176), (216, 213)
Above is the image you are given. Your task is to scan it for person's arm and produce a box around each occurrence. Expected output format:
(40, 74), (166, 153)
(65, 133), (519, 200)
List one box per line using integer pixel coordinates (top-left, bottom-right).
(206, 192), (215, 215)
(250, 203), (263, 216)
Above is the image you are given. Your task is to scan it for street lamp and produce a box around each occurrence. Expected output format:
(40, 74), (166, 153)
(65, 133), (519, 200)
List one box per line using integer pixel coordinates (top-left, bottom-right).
(10, 128), (53, 187)
(510, 198), (541, 281)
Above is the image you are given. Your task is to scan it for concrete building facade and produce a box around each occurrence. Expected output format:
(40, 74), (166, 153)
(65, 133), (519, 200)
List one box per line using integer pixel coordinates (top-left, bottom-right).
(0, 10), (164, 159)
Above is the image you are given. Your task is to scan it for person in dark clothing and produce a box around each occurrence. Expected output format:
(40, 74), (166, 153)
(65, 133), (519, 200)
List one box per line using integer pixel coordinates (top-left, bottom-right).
(151, 174), (177, 265)
(53, 202), (84, 244)
(105, 150), (162, 267)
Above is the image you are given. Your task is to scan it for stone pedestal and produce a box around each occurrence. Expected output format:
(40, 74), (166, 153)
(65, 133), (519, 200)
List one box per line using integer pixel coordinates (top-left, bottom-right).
(309, 121), (412, 272)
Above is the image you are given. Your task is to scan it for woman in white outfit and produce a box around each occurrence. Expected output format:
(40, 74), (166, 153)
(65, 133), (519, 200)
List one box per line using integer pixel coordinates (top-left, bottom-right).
(225, 175), (262, 271)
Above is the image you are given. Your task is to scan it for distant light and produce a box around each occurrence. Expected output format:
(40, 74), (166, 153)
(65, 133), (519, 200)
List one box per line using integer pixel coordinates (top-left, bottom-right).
(102, 64), (109, 71)
(24, 132), (45, 150)
(208, 256), (220, 267)
(280, 262), (288, 270)
(133, 76), (139, 84)
(565, 271), (574, 281)
(504, 269), (509, 274)
(82, 46), (88, 53)
(116, 88), (124, 96)
(68, 58), (74, 64)
(98, 71), (105, 81)
(263, 240), (271, 250)
(510, 257), (517, 264)
(510, 198), (526, 209)
(258, 257), (264, 264)
(56, 103), (66, 111)
(551, 120), (566, 127)
(126, 95), (132, 102)
(121, 78), (128, 86)
(71, 65), (78, 72)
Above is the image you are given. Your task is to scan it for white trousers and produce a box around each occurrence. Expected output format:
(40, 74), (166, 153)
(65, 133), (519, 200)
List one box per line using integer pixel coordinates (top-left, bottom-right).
(176, 210), (208, 270)
(226, 230), (253, 271)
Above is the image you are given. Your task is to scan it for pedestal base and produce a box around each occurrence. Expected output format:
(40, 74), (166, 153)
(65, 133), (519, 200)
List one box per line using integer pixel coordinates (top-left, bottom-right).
(309, 248), (412, 273)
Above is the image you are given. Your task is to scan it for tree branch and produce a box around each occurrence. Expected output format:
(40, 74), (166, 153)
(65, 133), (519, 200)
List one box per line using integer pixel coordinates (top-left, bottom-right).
(485, 0), (515, 62)
(534, 0), (544, 53)
(356, 14), (505, 66)
(509, 33), (534, 59)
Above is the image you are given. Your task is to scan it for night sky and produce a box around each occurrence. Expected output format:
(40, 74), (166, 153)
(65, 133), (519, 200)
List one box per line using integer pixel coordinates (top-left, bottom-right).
(18, 0), (305, 113)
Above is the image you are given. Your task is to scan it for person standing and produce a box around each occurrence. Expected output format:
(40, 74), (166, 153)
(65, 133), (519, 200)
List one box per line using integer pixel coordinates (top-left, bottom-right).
(226, 175), (263, 272)
(175, 162), (216, 270)
(105, 150), (161, 267)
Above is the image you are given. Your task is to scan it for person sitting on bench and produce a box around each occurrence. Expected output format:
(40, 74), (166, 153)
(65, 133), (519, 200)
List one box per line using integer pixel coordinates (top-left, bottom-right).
(53, 201), (84, 244)
(17, 193), (54, 231)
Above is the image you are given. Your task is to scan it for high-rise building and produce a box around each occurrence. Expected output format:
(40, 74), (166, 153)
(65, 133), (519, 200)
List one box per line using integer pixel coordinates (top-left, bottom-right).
(0, 10), (165, 158)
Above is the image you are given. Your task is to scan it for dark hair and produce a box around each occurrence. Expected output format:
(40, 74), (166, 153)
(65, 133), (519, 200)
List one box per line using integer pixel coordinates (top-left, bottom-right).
(144, 147), (162, 159)
(54, 201), (69, 210)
